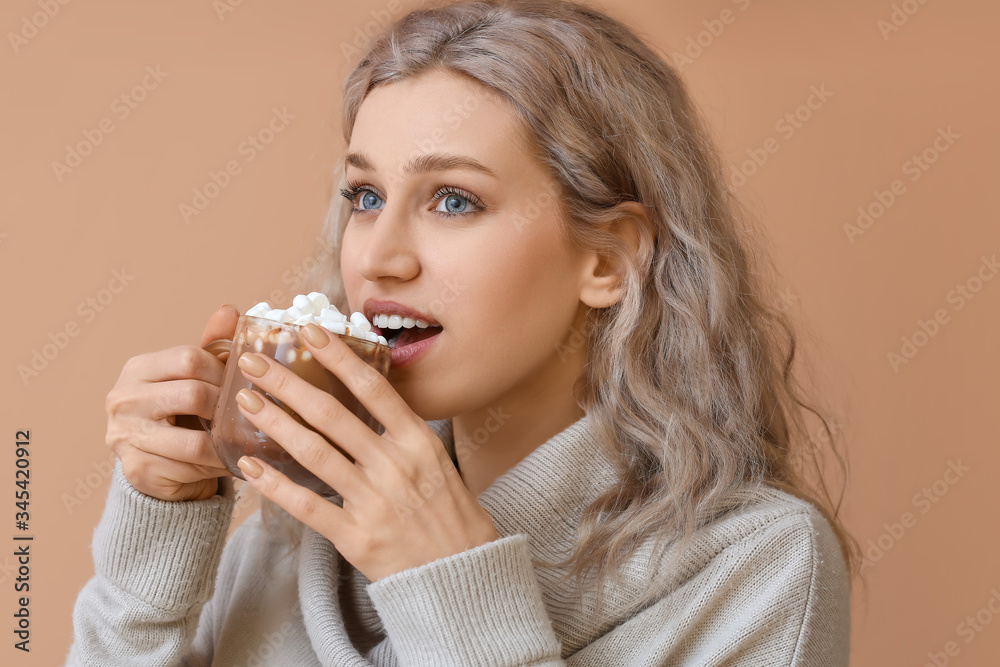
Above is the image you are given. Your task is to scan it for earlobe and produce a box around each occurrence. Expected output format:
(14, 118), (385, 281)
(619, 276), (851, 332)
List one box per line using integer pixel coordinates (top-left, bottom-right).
(579, 201), (651, 309)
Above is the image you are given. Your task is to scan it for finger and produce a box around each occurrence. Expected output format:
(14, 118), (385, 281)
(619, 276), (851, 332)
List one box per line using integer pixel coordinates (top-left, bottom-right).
(236, 351), (379, 468)
(129, 346), (227, 385)
(234, 386), (369, 501)
(301, 324), (412, 437)
(237, 455), (355, 540)
(120, 450), (230, 496)
(135, 422), (230, 471)
(132, 379), (220, 421)
(200, 304), (240, 348)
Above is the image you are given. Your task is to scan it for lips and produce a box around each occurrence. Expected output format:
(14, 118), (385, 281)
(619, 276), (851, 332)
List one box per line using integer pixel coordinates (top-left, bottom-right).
(392, 325), (442, 348)
(389, 327), (442, 369)
(374, 323), (444, 348)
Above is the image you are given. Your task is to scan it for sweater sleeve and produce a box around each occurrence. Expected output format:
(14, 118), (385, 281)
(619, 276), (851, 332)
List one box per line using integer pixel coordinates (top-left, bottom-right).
(366, 533), (564, 666)
(365, 508), (850, 667)
(64, 459), (236, 667)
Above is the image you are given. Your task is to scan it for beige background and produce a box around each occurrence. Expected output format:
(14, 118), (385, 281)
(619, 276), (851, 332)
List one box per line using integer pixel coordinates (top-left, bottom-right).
(2, 0), (998, 664)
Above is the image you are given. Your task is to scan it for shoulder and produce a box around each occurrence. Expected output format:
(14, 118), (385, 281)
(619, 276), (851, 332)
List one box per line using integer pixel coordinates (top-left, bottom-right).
(653, 484), (848, 593)
(573, 486), (851, 665)
(644, 485), (851, 662)
(705, 484), (842, 563)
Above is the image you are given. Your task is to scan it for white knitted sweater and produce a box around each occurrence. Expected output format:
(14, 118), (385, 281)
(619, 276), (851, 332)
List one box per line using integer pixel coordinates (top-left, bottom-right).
(66, 414), (850, 665)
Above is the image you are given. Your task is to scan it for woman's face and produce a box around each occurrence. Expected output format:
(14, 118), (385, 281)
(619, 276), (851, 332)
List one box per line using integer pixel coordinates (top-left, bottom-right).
(341, 68), (589, 421)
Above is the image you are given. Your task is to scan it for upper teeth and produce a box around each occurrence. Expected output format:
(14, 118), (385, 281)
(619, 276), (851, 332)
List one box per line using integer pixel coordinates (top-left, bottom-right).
(373, 313), (432, 330)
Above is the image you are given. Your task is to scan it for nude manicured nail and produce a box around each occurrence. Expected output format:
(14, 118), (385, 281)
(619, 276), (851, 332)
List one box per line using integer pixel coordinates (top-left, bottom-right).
(237, 455), (263, 479)
(303, 323), (330, 348)
(236, 388), (264, 414)
(238, 352), (268, 377)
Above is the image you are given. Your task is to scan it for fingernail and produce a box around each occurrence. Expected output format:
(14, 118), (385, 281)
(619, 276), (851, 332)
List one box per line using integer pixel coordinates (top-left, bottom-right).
(236, 388), (264, 413)
(303, 323), (330, 348)
(238, 352), (268, 377)
(237, 455), (263, 479)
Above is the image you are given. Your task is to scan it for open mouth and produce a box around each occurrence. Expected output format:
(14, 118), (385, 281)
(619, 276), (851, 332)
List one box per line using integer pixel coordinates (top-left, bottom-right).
(374, 324), (444, 349)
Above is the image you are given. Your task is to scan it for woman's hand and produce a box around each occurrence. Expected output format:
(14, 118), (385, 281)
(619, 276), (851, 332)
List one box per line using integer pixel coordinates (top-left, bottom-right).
(105, 305), (239, 502)
(231, 322), (500, 582)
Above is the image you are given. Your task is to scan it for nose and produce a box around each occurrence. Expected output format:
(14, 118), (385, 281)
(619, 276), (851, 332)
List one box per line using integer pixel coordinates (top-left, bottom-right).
(351, 200), (420, 283)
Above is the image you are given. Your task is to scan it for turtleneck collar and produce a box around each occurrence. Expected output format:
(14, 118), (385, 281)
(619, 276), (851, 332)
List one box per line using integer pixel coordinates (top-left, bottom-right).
(297, 412), (616, 664)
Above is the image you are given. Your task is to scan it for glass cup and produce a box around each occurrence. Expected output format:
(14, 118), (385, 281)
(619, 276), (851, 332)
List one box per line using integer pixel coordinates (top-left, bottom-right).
(200, 313), (391, 498)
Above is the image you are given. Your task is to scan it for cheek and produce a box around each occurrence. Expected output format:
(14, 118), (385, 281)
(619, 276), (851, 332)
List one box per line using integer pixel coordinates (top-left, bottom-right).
(461, 229), (576, 340)
(339, 229), (361, 290)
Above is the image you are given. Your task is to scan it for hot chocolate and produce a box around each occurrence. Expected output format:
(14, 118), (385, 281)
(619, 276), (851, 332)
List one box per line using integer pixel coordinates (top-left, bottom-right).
(202, 295), (390, 497)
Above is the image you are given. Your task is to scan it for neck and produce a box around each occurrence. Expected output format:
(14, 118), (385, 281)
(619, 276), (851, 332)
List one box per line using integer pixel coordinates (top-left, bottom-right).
(451, 313), (589, 497)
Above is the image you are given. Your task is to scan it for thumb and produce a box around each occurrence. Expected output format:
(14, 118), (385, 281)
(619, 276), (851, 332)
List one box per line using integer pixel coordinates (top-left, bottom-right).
(200, 304), (240, 348)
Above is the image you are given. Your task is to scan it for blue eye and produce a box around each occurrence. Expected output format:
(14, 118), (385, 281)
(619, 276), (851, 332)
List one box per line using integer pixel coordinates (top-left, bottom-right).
(436, 194), (470, 214)
(340, 182), (487, 218)
(431, 187), (486, 218)
(360, 191), (383, 210)
(340, 184), (384, 214)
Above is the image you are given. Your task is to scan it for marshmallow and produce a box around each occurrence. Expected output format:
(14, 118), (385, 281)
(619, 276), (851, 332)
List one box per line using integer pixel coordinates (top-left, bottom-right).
(292, 294), (315, 315)
(321, 320), (347, 335)
(247, 293), (381, 345)
(266, 309), (293, 323)
(308, 292), (331, 311)
(350, 311), (372, 333)
(246, 301), (271, 317)
(320, 307), (345, 322)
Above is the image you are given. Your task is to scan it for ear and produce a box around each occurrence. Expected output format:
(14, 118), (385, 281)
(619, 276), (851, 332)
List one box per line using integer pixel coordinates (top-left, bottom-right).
(578, 201), (650, 309)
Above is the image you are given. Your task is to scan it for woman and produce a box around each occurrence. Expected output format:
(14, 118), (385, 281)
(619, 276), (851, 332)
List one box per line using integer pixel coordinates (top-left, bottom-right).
(68, 0), (859, 664)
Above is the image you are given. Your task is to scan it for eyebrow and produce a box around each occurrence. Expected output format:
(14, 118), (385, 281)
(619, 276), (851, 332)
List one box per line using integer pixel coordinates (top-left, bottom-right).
(345, 151), (497, 178)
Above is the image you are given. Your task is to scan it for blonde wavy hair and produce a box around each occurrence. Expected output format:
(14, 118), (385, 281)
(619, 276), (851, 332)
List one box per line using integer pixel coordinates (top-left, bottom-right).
(260, 0), (863, 614)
